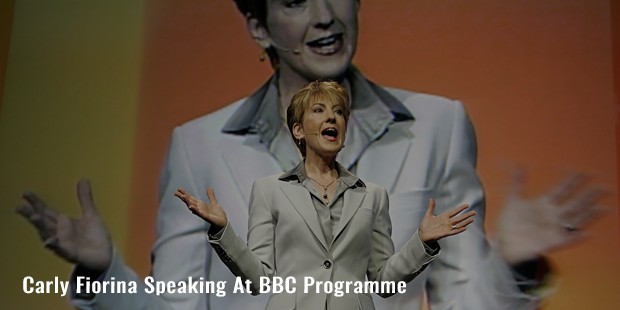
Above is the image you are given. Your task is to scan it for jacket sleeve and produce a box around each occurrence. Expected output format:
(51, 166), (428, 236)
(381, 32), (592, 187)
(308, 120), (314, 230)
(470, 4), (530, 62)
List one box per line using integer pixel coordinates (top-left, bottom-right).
(208, 179), (276, 295)
(426, 101), (540, 310)
(366, 186), (439, 298)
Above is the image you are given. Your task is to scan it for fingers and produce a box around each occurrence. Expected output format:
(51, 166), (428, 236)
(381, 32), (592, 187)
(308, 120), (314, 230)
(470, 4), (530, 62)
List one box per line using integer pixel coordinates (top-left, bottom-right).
(174, 188), (190, 201)
(175, 188), (217, 206)
(447, 203), (470, 217)
(564, 205), (606, 231)
(15, 203), (40, 225)
(176, 188), (197, 201)
(550, 181), (607, 231)
(546, 174), (586, 204)
(175, 188), (189, 197)
(186, 202), (200, 215)
(15, 193), (59, 245)
(447, 225), (470, 236)
(175, 188), (204, 217)
(424, 199), (436, 217)
(175, 188), (226, 227)
(174, 188), (187, 201)
(22, 191), (48, 213)
(19, 192), (58, 225)
(175, 188), (201, 206)
(562, 187), (606, 217)
(76, 179), (97, 217)
(452, 217), (475, 230)
(419, 200), (476, 242)
(452, 210), (477, 223)
(206, 188), (218, 205)
(425, 199), (471, 218)
(447, 210), (476, 235)
(183, 197), (210, 221)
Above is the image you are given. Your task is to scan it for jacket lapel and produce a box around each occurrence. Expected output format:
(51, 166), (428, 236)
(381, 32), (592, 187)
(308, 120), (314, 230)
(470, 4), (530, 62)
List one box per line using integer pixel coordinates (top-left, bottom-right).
(221, 135), (283, 204)
(339, 69), (415, 192)
(332, 187), (366, 243)
(279, 182), (329, 251)
(355, 124), (412, 193)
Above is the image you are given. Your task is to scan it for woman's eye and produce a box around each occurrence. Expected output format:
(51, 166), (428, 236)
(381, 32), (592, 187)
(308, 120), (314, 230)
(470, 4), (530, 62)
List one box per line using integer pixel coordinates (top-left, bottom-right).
(313, 107), (323, 113)
(335, 109), (344, 115)
(284, 0), (306, 8)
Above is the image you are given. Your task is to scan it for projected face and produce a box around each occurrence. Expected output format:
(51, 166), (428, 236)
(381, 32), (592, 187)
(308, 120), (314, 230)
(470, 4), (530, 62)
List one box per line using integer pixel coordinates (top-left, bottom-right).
(253, 0), (359, 81)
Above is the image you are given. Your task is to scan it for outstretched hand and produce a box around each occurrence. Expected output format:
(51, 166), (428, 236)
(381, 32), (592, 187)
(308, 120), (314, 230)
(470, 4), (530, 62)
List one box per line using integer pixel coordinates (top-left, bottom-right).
(15, 179), (112, 271)
(497, 170), (606, 265)
(175, 188), (228, 229)
(419, 199), (476, 243)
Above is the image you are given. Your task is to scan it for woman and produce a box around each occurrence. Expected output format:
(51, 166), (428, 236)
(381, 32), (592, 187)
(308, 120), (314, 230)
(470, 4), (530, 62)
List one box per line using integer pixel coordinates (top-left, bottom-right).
(174, 81), (476, 309)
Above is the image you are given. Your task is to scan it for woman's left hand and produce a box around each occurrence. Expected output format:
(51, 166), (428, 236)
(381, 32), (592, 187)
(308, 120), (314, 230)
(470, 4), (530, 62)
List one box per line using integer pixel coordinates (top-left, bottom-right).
(419, 199), (476, 242)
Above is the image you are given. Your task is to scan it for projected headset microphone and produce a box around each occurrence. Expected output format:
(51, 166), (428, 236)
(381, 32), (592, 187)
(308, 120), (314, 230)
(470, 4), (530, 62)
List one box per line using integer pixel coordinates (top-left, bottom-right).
(256, 32), (351, 57)
(269, 42), (301, 55)
(252, 34), (302, 55)
(303, 133), (345, 150)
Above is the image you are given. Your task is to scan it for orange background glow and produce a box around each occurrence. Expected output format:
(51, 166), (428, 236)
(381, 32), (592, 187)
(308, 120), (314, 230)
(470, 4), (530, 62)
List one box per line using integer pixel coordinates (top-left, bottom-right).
(2, 1), (618, 309)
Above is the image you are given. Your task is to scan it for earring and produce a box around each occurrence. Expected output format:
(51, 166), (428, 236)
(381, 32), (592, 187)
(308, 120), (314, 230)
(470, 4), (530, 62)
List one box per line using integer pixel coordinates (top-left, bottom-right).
(259, 50), (267, 62)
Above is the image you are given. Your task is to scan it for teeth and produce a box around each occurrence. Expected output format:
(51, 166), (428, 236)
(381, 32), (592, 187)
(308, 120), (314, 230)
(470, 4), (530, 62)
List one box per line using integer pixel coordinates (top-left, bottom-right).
(317, 46), (336, 54)
(316, 37), (336, 45)
(308, 34), (341, 47)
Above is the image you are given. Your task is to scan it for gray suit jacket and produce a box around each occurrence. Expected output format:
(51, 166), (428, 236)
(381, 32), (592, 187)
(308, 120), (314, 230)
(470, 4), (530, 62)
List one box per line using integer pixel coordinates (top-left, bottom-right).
(208, 172), (436, 310)
(71, 70), (537, 310)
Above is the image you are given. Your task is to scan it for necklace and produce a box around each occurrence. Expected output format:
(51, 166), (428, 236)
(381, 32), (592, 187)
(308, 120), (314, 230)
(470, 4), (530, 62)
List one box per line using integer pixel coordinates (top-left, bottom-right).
(308, 176), (339, 204)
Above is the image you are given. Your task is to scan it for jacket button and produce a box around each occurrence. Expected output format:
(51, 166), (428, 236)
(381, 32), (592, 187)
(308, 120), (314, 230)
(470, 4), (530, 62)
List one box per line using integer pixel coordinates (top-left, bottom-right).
(323, 260), (332, 269)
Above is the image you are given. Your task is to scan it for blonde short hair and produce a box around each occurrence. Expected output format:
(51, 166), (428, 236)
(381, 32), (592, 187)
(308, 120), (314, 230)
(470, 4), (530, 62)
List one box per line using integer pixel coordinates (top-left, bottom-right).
(286, 81), (350, 157)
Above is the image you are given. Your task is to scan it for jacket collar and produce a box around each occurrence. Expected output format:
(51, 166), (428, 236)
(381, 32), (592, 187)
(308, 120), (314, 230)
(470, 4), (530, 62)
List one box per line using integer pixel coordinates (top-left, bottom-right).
(278, 160), (365, 189)
(220, 67), (414, 148)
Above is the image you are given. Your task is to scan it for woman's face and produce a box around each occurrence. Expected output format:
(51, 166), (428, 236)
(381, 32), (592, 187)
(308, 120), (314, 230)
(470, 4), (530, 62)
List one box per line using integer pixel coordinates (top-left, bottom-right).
(294, 96), (347, 158)
(261, 0), (359, 81)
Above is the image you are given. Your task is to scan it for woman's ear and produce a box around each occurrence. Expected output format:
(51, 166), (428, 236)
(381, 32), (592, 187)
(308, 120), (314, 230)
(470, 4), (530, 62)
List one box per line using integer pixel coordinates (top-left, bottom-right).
(247, 17), (271, 49)
(292, 123), (305, 141)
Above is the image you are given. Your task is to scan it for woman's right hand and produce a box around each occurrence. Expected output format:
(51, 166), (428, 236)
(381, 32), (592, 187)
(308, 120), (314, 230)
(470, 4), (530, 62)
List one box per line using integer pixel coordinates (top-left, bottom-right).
(175, 188), (228, 229)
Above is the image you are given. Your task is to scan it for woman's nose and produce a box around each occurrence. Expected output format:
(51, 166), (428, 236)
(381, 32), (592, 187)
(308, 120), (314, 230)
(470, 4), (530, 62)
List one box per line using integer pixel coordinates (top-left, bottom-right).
(325, 112), (336, 123)
(312, 0), (335, 29)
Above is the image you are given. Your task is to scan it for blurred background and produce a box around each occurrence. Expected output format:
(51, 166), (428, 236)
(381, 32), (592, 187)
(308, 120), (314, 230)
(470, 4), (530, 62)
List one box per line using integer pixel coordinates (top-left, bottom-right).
(1, 0), (618, 309)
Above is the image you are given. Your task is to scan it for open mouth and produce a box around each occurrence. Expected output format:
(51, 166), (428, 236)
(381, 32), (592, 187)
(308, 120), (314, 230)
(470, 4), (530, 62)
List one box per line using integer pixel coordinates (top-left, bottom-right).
(306, 33), (343, 56)
(321, 127), (338, 142)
